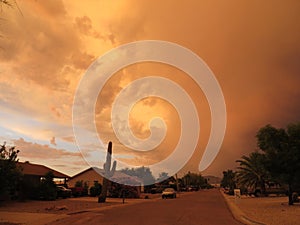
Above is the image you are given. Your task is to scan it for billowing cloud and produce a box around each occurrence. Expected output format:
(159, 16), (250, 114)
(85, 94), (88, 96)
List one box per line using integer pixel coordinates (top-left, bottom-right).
(0, 0), (299, 177)
(14, 138), (80, 158)
(50, 136), (56, 146)
(9, 137), (88, 175)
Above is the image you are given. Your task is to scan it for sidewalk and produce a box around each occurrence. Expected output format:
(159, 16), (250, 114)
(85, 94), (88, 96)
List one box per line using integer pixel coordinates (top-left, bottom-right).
(221, 190), (300, 225)
(221, 191), (265, 225)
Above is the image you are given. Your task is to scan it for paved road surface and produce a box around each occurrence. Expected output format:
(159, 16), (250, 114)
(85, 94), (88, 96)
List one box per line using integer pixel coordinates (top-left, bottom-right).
(47, 189), (242, 225)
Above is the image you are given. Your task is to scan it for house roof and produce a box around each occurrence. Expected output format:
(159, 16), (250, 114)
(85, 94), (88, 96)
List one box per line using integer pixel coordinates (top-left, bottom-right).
(17, 162), (69, 178)
(71, 167), (142, 186)
(70, 167), (93, 178)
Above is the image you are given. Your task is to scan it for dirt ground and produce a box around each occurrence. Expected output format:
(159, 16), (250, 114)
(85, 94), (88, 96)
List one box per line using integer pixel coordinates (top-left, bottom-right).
(2, 192), (300, 225)
(0, 194), (160, 215)
(0, 197), (113, 215)
(0, 194), (161, 225)
(226, 194), (300, 225)
(0, 197), (115, 225)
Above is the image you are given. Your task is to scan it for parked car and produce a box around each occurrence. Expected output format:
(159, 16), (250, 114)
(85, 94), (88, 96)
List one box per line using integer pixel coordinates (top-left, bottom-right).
(162, 188), (176, 199)
(56, 186), (72, 198)
(249, 182), (287, 197)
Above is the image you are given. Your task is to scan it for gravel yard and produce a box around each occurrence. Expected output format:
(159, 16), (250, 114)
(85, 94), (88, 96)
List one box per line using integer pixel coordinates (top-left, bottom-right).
(226, 194), (300, 225)
(0, 197), (112, 215)
(0, 195), (157, 215)
(0, 196), (158, 225)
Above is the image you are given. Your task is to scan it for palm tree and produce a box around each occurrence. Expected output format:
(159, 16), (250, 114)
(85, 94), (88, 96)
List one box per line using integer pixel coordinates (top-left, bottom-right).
(221, 170), (237, 194)
(236, 151), (268, 195)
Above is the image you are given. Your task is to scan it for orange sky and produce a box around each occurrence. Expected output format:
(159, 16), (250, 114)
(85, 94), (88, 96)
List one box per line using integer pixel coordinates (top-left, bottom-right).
(0, 0), (299, 177)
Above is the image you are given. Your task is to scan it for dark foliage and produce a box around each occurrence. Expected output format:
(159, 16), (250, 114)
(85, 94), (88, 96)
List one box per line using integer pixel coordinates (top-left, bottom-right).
(121, 166), (155, 185)
(236, 151), (269, 195)
(256, 122), (300, 205)
(0, 143), (21, 200)
(90, 181), (102, 197)
(221, 170), (236, 195)
(38, 171), (57, 200)
(109, 182), (139, 198)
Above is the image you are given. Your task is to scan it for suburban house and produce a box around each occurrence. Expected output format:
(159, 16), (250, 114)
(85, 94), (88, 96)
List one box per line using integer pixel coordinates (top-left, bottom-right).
(17, 162), (69, 190)
(16, 161), (70, 199)
(18, 161), (69, 187)
(68, 167), (142, 196)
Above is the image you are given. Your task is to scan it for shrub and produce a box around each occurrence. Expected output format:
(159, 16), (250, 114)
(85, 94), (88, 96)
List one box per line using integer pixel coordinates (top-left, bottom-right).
(90, 181), (102, 197)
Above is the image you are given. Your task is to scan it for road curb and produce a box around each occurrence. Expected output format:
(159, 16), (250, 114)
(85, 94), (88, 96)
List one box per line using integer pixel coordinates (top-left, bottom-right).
(220, 190), (266, 225)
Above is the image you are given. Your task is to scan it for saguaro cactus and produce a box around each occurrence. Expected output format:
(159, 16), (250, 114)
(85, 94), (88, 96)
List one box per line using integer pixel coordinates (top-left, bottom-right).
(98, 141), (116, 203)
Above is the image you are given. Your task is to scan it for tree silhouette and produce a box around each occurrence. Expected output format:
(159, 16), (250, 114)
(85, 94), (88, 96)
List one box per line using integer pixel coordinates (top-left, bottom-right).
(157, 172), (169, 181)
(221, 170), (236, 195)
(39, 171), (57, 200)
(0, 142), (21, 199)
(256, 122), (300, 205)
(236, 151), (268, 195)
(121, 166), (155, 185)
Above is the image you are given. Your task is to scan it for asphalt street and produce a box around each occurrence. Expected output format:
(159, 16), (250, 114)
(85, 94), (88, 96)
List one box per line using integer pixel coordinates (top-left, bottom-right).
(47, 189), (242, 225)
